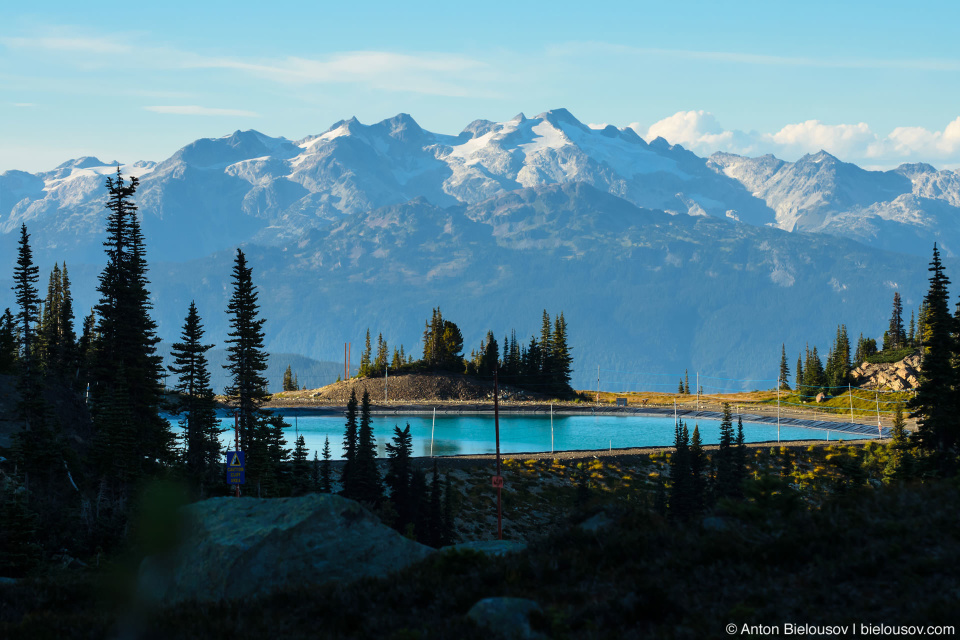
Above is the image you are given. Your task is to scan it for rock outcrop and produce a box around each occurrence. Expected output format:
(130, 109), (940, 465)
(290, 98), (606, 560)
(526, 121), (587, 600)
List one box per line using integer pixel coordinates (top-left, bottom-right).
(850, 354), (921, 391)
(138, 493), (435, 605)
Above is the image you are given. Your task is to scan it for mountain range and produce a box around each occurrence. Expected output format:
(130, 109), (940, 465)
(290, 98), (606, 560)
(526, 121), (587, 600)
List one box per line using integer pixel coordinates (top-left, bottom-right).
(0, 109), (951, 390)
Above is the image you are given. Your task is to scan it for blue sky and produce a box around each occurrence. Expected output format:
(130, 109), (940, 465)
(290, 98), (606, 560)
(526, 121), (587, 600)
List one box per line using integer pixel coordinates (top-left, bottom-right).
(3, 0), (960, 172)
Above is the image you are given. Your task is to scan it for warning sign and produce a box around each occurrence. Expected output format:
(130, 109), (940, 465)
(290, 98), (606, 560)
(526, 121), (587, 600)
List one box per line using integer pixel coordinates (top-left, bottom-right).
(491, 475), (504, 488)
(226, 451), (245, 484)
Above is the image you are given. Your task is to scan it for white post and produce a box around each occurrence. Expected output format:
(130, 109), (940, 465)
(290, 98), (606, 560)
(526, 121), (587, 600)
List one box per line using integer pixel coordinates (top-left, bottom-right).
(849, 383), (854, 423)
(431, 407), (436, 457)
(777, 376), (781, 443)
(876, 389), (882, 437)
(550, 402), (554, 454)
(696, 371), (700, 411)
(385, 365), (388, 402)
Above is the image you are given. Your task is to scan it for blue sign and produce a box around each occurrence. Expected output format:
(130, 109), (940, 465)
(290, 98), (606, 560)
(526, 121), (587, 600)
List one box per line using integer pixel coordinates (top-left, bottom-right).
(226, 451), (245, 484)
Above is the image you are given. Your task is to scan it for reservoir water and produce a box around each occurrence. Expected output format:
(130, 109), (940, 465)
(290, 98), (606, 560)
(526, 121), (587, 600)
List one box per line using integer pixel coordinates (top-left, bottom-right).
(169, 411), (874, 459)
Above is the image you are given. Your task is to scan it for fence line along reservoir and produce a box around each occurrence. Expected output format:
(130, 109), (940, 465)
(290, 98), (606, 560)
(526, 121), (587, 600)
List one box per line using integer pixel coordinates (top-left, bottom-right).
(167, 410), (878, 460)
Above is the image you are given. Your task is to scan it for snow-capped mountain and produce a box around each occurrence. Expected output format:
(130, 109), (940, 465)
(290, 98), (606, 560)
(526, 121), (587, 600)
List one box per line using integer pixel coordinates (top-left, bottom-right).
(709, 151), (960, 256)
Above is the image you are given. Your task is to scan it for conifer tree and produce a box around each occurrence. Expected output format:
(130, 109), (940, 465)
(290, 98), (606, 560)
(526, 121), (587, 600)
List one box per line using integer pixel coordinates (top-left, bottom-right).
(909, 244), (957, 460)
(684, 369), (690, 395)
(57, 263), (77, 378)
(424, 461), (444, 547)
(168, 302), (221, 494)
(223, 249), (270, 465)
(12, 224), (40, 369)
(678, 380), (684, 394)
(735, 416), (747, 487)
(551, 312), (573, 396)
(311, 450), (321, 492)
(669, 420), (693, 521)
(340, 390), (359, 497)
(689, 425), (706, 516)
(539, 310), (554, 384)
(410, 467), (429, 540)
(884, 404), (913, 481)
(795, 354), (803, 396)
(715, 403), (737, 498)
(359, 329), (372, 376)
(91, 170), (171, 485)
(779, 345), (790, 390)
(292, 434), (310, 495)
(888, 292), (905, 351)
(353, 389), (383, 505)
(320, 436), (333, 493)
(0, 309), (17, 374)
(283, 365), (293, 392)
(385, 423), (414, 527)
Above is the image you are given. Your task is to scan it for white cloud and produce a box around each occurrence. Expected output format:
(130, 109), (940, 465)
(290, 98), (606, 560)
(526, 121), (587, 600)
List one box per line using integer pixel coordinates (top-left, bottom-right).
(1, 35), (131, 54)
(631, 110), (960, 168)
(144, 105), (259, 117)
(12, 102), (35, 107)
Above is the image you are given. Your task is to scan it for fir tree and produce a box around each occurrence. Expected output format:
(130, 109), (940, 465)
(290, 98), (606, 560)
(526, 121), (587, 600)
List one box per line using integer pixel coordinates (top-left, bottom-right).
(884, 404), (913, 481)
(282, 365), (294, 392)
(424, 461), (444, 547)
(909, 244), (957, 460)
(684, 369), (690, 395)
(320, 436), (333, 493)
(168, 302), (222, 495)
(551, 312), (573, 396)
(908, 310), (916, 349)
(0, 309), (17, 373)
(91, 169), (171, 485)
(292, 434), (310, 495)
(715, 403), (737, 498)
(409, 467), (429, 541)
(385, 423), (414, 527)
(340, 390), (359, 498)
(223, 249), (270, 473)
(678, 380), (685, 395)
(795, 354), (804, 396)
(0, 485), (42, 577)
(669, 420), (693, 521)
(779, 344), (790, 390)
(442, 472), (455, 545)
(689, 425), (706, 516)
(359, 329), (372, 377)
(734, 416), (747, 486)
(353, 390), (383, 505)
(12, 224), (40, 369)
(539, 310), (554, 385)
(888, 292), (905, 351)
(311, 450), (321, 492)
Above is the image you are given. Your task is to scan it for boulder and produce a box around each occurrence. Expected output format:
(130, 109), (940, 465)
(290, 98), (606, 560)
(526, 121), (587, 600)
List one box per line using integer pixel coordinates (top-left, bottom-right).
(442, 540), (527, 556)
(138, 493), (435, 605)
(467, 597), (546, 639)
(815, 392), (826, 403)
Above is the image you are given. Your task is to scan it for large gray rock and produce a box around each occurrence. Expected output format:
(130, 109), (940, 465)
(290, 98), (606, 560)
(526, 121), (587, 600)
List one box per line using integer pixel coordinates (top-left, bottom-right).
(138, 493), (434, 605)
(467, 597), (546, 639)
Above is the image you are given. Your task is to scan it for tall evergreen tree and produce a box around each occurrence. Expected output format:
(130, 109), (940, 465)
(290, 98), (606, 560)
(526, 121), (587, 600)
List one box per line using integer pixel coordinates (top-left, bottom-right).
(424, 461), (444, 547)
(715, 403), (737, 498)
(884, 404), (913, 481)
(353, 389), (383, 505)
(223, 249), (270, 468)
(340, 390), (359, 498)
(291, 434), (310, 495)
(385, 423), (414, 527)
(551, 312), (573, 396)
(539, 310), (554, 384)
(91, 169), (171, 485)
(734, 416), (747, 487)
(669, 420), (693, 521)
(12, 224), (40, 369)
(282, 365), (294, 392)
(320, 436), (333, 493)
(909, 244), (958, 460)
(684, 369), (690, 395)
(795, 354), (803, 395)
(908, 310), (917, 349)
(689, 425), (706, 516)
(0, 309), (17, 374)
(779, 345), (790, 390)
(442, 472), (455, 545)
(168, 302), (222, 494)
(888, 292), (905, 351)
(359, 329), (372, 377)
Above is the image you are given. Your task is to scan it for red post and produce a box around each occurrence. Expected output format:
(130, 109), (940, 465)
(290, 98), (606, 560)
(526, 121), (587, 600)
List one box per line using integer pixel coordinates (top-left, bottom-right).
(494, 368), (502, 540)
(234, 411), (240, 498)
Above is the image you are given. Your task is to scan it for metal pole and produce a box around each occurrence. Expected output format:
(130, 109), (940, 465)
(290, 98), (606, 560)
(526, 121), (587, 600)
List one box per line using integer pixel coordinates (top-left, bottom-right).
(234, 411), (240, 498)
(876, 389), (882, 437)
(431, 407), (436, 457)
(494, 367), (502, 541)
(849, 383), (854, 423)
(550, 402), (554, 454)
